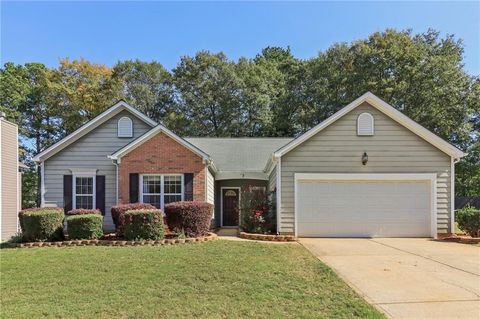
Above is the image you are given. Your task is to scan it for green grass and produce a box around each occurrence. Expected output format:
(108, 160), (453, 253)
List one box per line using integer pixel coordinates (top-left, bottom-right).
(0, 241), (384, 319)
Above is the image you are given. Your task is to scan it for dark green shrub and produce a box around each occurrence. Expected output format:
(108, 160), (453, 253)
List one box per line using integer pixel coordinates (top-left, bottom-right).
(18, 207), (63, 233)
(164, 201), (213, 237)
(239, 186), (275, 234)
(67, 214), (104, 240)
(123, 209), (164, 240)
(111, 203), (155, 235)
(19, 208), (64, 242)
(66, 208), (101, 216)
(456, 206), (480, 237)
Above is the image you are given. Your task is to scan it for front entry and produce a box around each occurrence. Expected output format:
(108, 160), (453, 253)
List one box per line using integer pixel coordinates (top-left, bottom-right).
(222, 188), (239, 227)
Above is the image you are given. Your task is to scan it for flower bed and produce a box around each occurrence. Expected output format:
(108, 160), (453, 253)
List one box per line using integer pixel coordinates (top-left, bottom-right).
(239, 231), (295, 242)
(13, 233), (218, 248)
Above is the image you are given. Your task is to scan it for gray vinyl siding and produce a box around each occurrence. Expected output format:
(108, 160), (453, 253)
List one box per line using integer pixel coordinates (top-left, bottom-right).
(214, 179), (267, 227)
(206, 169), (215, 204)
(268, 166), (277, 192)
(280, 102), (452, 235)
(1, 119), (19, 240)
(43, 111), (151, 230)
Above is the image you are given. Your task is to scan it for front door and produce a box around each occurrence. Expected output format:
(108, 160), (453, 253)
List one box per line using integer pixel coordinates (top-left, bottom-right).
(222, 188), (239, 226)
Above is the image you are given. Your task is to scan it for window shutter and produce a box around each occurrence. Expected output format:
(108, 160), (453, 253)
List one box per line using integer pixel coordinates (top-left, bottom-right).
(129, 173), (139, 203)
(63, 175), (73, 213)
(184, 173), (194, 201)
(96, 175), (106, 215)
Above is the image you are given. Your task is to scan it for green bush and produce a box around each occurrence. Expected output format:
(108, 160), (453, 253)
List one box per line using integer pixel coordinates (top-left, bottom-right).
(456, 206), (480, 237)
(123, 209), (164, 240)
(19, 208), (64, 242)
(67, 214), (104, 240)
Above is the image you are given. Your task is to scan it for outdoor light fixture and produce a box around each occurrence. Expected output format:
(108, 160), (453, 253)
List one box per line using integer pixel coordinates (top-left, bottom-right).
(362, 152), (368, 165)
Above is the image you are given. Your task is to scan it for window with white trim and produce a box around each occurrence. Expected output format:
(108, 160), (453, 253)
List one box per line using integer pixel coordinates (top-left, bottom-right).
(141, 175), (183, 209)
(118, 116), (133, 137)
(357, 112), (374, 136)
(73, 175), (96, 209)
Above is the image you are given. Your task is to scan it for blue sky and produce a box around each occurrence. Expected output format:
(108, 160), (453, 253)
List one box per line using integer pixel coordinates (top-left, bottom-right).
(1, 1), (479, 75)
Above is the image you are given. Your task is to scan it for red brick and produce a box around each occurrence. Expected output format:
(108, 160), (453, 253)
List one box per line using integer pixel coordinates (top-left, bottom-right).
(118, 132), (206, 204)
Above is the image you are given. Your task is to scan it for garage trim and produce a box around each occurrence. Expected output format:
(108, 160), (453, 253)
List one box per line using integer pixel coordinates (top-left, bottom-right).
(294, 173), (438, 238)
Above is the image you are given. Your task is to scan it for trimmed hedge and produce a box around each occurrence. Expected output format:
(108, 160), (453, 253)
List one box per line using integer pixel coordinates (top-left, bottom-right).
(123, 209), (164, 240)
(67, 214), (104, 240)
(111, 203), (155, 235)
(456, 206), (480, 237)
(165, 201), (213, 237)
(66, 209), (101, 216)
(18, 208), (64, 242)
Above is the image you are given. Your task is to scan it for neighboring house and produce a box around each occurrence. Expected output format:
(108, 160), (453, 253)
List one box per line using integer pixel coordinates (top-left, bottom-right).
(32, 92), (465, 238)
(0, 114), (21, 241)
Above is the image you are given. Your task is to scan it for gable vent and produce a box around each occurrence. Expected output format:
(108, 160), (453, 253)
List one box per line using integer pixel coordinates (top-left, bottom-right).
(118, 116), (133, 137)
(357, 113), (374, 136)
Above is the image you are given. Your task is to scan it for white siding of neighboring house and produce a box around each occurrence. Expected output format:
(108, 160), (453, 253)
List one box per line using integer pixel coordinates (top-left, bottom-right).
(279, 102), (452, 235)
(1, 118), (19, 240)
(43, 111), (151, 230)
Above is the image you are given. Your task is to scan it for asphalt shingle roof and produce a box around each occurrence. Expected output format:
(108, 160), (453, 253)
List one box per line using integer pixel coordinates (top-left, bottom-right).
(185, 138), (293, 172)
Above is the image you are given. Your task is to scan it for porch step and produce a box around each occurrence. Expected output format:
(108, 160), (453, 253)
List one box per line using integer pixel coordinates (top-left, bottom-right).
(215, 228), (239, 237)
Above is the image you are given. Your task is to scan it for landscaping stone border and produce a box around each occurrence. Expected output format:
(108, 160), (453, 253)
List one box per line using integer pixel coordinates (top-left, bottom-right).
(13, 233), (218, 248)
(239, 232), (296, 242)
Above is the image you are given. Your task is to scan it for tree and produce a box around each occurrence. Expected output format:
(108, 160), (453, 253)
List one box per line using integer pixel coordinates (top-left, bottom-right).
(112, 60), (176, 125)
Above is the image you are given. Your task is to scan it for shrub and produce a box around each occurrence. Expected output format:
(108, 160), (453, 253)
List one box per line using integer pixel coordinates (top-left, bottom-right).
(239, 186), (275, 234)
(123, 209), (164, 240)
(456, 206), (480, 237)
(67, 214), (104, 240)
(18, 208), (64, 242)
(18, 207), (63, 232)
(66, 208), (101, 216)
(111, 203), (155, 235)
(164, 201), (213, 237)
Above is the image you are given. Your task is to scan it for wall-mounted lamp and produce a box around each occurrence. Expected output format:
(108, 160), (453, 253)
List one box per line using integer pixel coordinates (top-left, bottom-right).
(362, 152), (368, 165)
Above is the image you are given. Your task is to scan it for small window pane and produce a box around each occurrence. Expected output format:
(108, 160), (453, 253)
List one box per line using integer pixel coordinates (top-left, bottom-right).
(76, 177), (93, 195)
(164, 176), (182, 194)
(164, 195), (181, 204)
(143, 176), (161, 194)
(76, 196), (93, 209)
(143, 195), (161, 208)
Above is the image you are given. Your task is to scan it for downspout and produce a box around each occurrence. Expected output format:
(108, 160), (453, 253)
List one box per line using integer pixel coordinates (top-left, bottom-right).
(113, 159), (119, 204)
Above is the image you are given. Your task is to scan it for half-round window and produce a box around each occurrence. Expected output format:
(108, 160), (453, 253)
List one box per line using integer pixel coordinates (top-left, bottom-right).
(357, 113), (374, 136)
(118, 116), (133, 137)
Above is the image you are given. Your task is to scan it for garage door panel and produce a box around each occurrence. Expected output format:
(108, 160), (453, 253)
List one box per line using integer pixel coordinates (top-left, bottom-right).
(296, 179), (432, 237)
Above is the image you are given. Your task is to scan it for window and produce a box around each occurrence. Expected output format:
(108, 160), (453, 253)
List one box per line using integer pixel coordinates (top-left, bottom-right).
(73, 176), (95, 209)
(118, 116), (133, 137)
(357, 112), (374, 136)
(141, 175), (183, 209)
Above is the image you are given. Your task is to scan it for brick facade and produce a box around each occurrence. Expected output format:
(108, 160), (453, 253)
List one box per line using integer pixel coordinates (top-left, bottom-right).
(118, 132), (206, 204)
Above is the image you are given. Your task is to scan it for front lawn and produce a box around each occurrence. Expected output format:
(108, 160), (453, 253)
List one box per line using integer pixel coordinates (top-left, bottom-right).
(1, 241), (384, 318)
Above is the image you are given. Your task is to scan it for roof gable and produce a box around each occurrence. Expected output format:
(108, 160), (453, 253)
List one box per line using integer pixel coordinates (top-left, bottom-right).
(109, 125), (211, 163)
(274, 92), (465, 159)
(33, 101), (156, 162)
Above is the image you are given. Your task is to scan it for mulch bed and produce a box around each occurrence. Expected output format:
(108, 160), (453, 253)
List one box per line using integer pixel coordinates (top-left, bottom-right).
(438, 235), (480, 244)
(239, 231), (296, 242)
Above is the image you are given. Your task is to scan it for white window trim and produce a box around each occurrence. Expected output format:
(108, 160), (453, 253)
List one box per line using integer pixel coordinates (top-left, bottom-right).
(117, 116), (133, 138)
(139, 174), (184, 210)
(357, 112), (374, 136)
(72, 174), (96, 210)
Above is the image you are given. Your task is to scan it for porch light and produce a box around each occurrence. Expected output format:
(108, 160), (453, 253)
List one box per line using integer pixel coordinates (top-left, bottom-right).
(362, 152), (368, 165)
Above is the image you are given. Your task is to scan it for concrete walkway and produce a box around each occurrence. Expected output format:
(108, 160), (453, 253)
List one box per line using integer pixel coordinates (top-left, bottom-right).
(300, 238), (480, 319)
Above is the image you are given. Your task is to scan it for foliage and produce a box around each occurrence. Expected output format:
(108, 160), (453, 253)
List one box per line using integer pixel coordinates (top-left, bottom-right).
(110, 203), (155, 235)
(164, 201), (213, 237)
(2, 29), (479, 199)
(239, 186), (275, 233)
(456, 206), (480, 237)
(67, 214), (104, 240)
(122, 209), (164, 240)
(18, 208), (64, 242)
(66, 208), (101, 216)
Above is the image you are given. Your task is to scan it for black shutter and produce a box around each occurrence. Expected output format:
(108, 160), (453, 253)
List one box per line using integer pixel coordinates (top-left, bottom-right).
(96, 175), (106, 215)
(129, 173), (139, 203)
(63, 175), (73, 213)
(184, 173), (194, 201)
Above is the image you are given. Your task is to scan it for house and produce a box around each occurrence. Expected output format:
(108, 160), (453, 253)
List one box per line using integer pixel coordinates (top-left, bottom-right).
(32, 92), (465, 238)
(0, 114), (22, 241)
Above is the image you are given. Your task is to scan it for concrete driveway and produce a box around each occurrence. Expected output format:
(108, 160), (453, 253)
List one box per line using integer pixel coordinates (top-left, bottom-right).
(300, 238), (480, 319)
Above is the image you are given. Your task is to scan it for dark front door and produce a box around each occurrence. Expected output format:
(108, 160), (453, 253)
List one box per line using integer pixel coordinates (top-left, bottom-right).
(222, 188), (239, 226)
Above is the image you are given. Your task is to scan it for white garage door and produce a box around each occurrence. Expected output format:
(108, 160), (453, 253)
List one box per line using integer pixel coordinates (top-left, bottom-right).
(295, 174), (435, 237)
